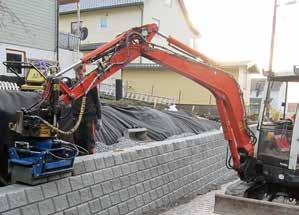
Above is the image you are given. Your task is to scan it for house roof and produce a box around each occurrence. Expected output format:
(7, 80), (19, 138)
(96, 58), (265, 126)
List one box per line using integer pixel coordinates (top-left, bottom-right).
(59, 0), (144, 13)
(59, 0), (200, 37)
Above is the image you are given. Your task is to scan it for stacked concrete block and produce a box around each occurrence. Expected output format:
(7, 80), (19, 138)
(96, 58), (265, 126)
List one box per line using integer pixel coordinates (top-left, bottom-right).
(0, 130), (235, 215)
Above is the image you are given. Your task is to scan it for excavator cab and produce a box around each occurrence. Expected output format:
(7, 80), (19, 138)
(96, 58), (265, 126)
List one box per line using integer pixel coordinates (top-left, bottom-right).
(256, 68), (299, 188)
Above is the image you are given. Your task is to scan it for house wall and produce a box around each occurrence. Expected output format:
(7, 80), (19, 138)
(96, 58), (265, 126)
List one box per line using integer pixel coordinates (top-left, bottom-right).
(0, 43), (81, 77)
(123, 68), (239, 105)
(59, 6), (142, 44)
(0, 0), (57, 51)
(143, 0), (198, 48)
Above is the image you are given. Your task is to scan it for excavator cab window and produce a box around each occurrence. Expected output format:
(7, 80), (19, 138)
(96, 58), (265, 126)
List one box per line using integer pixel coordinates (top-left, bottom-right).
(257, 79), (299, 169)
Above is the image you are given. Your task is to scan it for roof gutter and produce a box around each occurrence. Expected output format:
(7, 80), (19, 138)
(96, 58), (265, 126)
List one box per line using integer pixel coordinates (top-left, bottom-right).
(59, 2), (144, 14)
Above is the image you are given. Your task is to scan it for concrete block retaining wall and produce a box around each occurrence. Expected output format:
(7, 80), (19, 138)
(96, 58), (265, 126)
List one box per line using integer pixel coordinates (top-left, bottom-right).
(0, 130), (235, 215)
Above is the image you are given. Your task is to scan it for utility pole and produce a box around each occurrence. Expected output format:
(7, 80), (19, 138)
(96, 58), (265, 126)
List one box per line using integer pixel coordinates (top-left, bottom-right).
(268, 0), (278, 73)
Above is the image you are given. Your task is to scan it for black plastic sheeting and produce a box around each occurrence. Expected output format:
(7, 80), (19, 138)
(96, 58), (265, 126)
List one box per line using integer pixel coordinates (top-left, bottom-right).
(0, 90), (41, 184)
(97, 105), (219, 145)
(0, 91), (219, 183)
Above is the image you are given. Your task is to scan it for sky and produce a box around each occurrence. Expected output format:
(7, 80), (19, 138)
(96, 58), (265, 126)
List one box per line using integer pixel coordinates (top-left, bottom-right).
(184, 0), (299, 72)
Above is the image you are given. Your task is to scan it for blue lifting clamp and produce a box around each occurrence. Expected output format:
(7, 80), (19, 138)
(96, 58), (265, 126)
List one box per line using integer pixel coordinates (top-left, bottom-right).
(9, 139), (77, 185)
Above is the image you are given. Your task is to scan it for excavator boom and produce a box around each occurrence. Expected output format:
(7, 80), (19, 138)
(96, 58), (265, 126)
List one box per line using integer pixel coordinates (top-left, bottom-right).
(57, 23), (255, 174)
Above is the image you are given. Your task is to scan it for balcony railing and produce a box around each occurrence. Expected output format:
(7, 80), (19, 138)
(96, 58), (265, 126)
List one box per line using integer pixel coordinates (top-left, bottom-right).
(59, 32), (80, 51)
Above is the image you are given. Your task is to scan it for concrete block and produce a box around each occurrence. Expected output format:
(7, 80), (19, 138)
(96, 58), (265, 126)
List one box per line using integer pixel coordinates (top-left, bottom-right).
(100, 195), (111, 209)
(156, 187), (164, 198)
(67, 191), (81, 207)
(102, 181), (113, 194)
(38, 199), (55, 215)
(69, 175), (83, 191)
(103, 168), (114, 181)
(119, 176), (130, 188)
(129, 162), (138, 173)
(3, 209), (21, 215)
(21, 204), (39, 215)
(148, 201), (157, 211)
(151, 146), (159, 156)
(142, 192), (151, 204)
(119, 189), (129, 202)
(112, 154), (123, 166)
(127, 198), (137, 211)
(89, 199), (102, 213)
(163, 143), (174, 152)
(149, 190), (158, 201)
(81, 173), (95, 187)
(143, 158), (153, 169)
(162, 184), (170, 195)
(97, 210), (109, 215)
(56, 178), (71, 194)
(110, 192), (121, 205)
(120, 164), (130, 176)
(93, 170), (105, 184)
(162, 174), (170, 184)
(90, 184), (103, 198)
(84, 158), (96, 172)
(0, 194), (9, 212)
(137, 160), (145, 171)
(143, 169), (151, 181)
(150, 167), (159, 178)
(108, 206), (119, 215)
(143, 148), (152, 158)
(136, 183), (145, 195)
(129, 173), (138, 186)
(53, 195), (69, 211)
(149, 157), (158, 167)
(141, 205), (151, 215)
(7, 189), (27, 208)
(79, 188), (92, 202)
(129, 151), (139, 161)
(64, 207), (78, 215)
(112, 166), (123, 178)
(135, 195), (144, 208)
(121, 153), (132, 163)
(128, 186), (137, 198)
(42, 181), (58, 198)
(136, 149), (146, 159)
(73, 160), (86, 175)
(111, 178), (122, 191)
(25, 186), (44, 203)
(103, 155), (115, 167)
(150, 178), (158, 189)
(156, 176), (164, 187)
(118, 202), (129, 215)
(142, 181), (151, 192)
(136, 171), (145, 183)
(77, 203), (90, 215)
(95, 157), (105, 170)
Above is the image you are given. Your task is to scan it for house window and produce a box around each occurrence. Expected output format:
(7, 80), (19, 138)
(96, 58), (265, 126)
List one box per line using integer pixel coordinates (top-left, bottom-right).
(165, 0), (173, 7)
(6, 49), (25, 75)
(152, 17), (160, 28)
(100, 17), (108, 28)
(71, 21), (82, 35)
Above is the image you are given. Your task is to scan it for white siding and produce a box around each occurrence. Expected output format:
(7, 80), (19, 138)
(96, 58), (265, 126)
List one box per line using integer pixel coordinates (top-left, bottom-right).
(0, 0), (56, 51)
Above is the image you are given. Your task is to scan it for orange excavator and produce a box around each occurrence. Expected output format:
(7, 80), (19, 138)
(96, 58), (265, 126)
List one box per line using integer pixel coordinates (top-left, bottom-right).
(9, 23), (299, 202)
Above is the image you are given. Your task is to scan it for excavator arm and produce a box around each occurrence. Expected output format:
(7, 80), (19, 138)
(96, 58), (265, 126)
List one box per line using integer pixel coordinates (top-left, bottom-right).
(57, 23), (255, 174)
